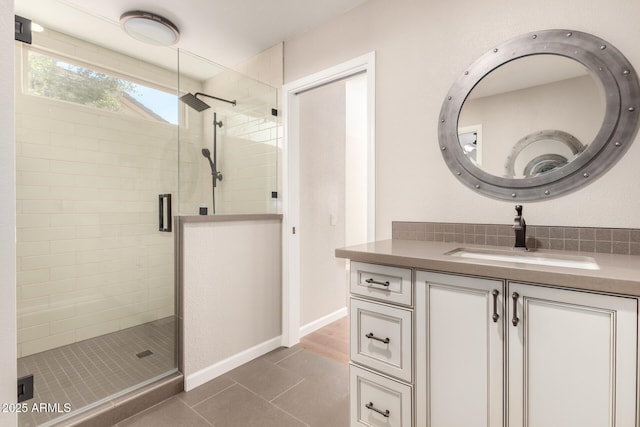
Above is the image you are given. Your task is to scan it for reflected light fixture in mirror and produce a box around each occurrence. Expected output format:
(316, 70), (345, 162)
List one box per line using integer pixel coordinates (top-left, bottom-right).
(120, 11), (180, 46)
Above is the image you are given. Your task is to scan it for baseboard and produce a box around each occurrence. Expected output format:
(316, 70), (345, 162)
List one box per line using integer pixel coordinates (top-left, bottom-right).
(184, 336), (282, 391)
(299, 306), (348, 338)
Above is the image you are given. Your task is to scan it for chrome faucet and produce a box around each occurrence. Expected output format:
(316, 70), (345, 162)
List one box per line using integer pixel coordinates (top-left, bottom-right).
(513, 205), (527, 250)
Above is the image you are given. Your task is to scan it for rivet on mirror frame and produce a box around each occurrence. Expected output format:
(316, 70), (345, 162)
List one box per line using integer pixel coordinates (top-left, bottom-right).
(456, 171), (462, 176)
(441, 146), (446, 150)
(623, 70), (630, 75)
(464, 71), (469, 75)
(615, 142), (622, 147)
(493, 48), (499, 53)
(628, 106), (636, 112)
(448, 96), (452, 101)
(566, 32), (573, 37)
(531, 34), (537, 39)
(475, 184), (481, 189)
(511, 193), (517, 198)
(544, 190), (551, 196)
(600, 45), (607, 50)
(583, 173), (590, 178)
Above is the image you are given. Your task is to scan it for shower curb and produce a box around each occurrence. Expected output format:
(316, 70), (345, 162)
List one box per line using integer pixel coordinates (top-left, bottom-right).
(50, 372), (183, 427)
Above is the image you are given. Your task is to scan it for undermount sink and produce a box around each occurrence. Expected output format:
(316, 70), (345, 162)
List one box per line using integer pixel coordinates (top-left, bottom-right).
(445, 247), (600, 270)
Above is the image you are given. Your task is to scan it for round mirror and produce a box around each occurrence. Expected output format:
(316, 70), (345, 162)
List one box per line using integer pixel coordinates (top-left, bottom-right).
(439, 30), (640, 200)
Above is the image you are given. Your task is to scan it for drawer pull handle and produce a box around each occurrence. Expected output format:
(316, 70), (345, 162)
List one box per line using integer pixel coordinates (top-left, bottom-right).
(512, 292), (520, 327)
(365, 278), (390, 287)
(365, 401), (390, 418)
(492, 289), (499, 323)
(365, 332), (390, 344)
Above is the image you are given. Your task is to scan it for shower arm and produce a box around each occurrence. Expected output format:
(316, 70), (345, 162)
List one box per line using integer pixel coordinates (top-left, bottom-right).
(195, 92), (236, 106)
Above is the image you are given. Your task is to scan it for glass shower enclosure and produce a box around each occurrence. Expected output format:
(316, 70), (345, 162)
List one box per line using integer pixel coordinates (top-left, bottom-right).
(14, 1), (279, 425)
(14, 20), (180, 427)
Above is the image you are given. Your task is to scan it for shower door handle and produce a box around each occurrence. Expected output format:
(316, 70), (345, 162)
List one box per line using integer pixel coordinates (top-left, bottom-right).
(159, 194), (172, 232)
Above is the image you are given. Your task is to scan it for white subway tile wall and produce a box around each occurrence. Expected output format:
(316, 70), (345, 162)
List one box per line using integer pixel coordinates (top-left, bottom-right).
(15, 30), (178, 357)
(183, 65), (280, 215)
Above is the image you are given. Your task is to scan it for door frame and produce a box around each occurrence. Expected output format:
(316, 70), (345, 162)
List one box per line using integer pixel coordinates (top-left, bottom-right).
(282, 52), (376, 347)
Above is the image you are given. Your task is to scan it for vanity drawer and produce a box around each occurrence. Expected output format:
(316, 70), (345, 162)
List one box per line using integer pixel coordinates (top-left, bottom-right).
(350, 262), (412, 306)
(350, 298), (413, 382)
(350, 364), (413, 427)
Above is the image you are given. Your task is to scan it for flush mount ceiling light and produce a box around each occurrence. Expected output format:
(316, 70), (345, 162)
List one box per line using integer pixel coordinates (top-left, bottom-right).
(120, 11), (179, 46)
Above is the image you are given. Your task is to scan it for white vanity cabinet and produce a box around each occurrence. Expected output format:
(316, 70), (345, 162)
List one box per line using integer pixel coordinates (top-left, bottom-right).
(349, 262), (414, 427)
(415, 271), (505, 427)
(416, 271), (639, 427)
(507, 281), (638, 427)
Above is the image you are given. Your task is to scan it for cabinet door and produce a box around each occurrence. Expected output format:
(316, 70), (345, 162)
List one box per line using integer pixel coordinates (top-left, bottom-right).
(508, 282), (638, 427)
(416, 271), (504, 427)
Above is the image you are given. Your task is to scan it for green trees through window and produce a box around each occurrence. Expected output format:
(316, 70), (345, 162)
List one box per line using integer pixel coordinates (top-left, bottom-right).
(26, 50), (178, 124)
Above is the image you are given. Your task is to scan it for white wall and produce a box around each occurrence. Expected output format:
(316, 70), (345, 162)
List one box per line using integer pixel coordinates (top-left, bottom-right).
(284, 0), (640, 236)
(1, 0), (17, 424)
(233, 43), (284, 89)
(182, 218), (282, 389)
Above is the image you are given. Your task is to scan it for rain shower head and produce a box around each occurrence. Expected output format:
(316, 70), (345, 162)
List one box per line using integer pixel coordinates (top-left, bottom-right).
(180, 92), (237, 112)
(180, 93), (211, 112)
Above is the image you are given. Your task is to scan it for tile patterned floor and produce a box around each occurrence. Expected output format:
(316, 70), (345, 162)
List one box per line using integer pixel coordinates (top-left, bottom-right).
(115, 320), (350, 427)
(17, 317), (176, 427)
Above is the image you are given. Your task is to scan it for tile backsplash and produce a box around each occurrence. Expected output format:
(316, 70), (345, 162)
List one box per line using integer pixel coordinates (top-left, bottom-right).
(392, 222), (640, 256)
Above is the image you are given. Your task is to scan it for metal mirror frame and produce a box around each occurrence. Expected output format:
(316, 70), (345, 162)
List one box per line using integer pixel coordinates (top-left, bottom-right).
(438, 29), (640, 201)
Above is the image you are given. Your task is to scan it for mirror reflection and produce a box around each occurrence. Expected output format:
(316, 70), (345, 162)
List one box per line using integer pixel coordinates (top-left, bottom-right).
(458, 54), (606, 178)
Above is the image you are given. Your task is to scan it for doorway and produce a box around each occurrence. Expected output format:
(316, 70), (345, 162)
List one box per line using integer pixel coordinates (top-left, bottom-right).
(282, 52), (376, 346)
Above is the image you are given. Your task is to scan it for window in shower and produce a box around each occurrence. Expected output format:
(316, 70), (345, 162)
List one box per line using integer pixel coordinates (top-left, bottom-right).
(25, 48), (179, 124)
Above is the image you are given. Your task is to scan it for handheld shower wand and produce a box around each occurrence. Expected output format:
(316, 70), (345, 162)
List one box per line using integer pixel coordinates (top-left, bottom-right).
(200, 114), (223, 214)
(201, 148), (214, 170)
(201, 148), (223, 184)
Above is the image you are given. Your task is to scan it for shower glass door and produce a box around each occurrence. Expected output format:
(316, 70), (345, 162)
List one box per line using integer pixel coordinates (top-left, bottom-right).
(14, 2), (179, 425)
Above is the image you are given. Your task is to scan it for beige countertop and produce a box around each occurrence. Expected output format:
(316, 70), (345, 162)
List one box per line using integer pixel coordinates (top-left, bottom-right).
(336, 239), (640, 297)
